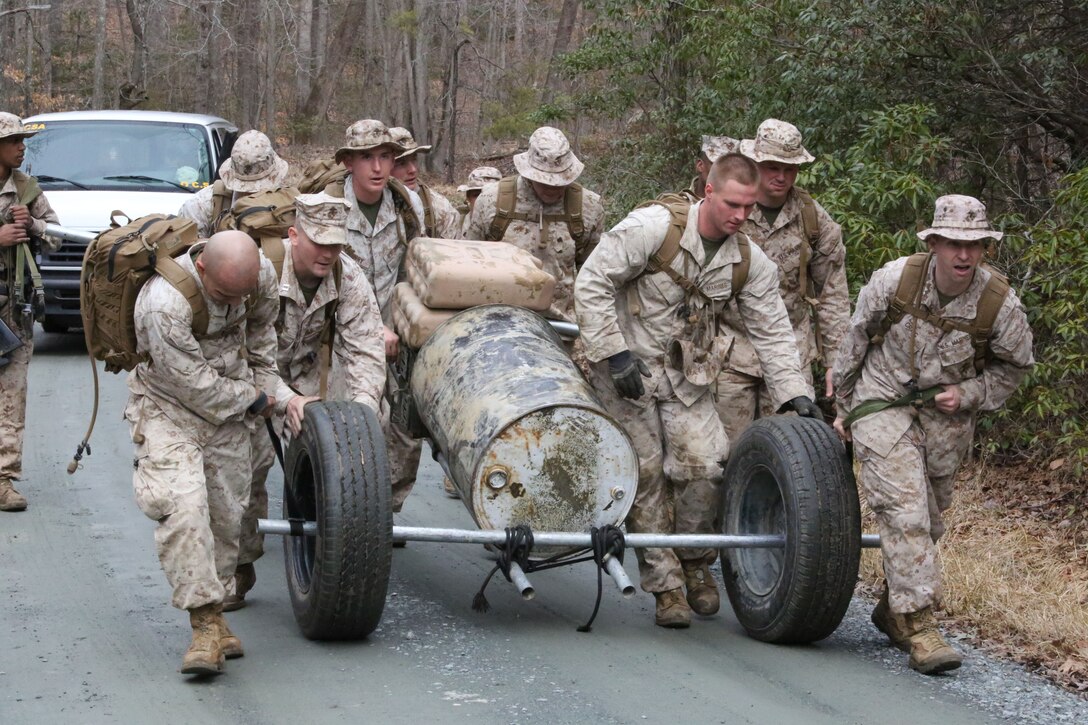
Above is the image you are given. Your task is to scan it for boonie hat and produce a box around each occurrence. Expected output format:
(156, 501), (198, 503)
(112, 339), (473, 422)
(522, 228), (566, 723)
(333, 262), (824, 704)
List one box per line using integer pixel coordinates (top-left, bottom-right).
(389, 127), (432, 159)
(457, 166), (502, 193)
(701, 135), (740, 163)
(295, 192), (350, 246)
(740, 119), (815, 165)
(513, 126), (584, 186)
(917, 194), (1002, 243)
(334, 120), (404, 163)
(0, 112), (38, 142)
(219, 130), (289, 193)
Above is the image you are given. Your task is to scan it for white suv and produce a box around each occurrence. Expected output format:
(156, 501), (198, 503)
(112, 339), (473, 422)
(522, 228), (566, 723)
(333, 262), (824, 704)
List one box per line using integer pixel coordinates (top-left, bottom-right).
(21, 110), (238, 332)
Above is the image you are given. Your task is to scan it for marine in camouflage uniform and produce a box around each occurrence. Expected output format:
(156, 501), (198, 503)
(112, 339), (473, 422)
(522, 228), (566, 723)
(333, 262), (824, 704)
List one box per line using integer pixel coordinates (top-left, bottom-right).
(717, 119), (849, 442)
(832, 195), (1034, 674)
(388, 127), (462, 239)
(682, 135), (739, 201)
(457, 165), (502, 236)
(464, 126), (605, 324)
(229, 194), (386, 610)
(334, 120), (426, 514)
(125, 231), (292, 675)
(575, 154), (817, 628)
(177, 130), (290, 237)
(0, 113), (60, 512)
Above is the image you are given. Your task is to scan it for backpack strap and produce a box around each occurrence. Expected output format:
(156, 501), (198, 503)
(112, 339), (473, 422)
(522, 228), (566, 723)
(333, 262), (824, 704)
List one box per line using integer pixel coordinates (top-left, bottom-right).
(970, 268), (1010, 372)
(732, 235), (751, 297)
(210, 180), (232, 231)
(487, 176), (521, 241)
(387, 178), (422, 242)
(871, 252), (930, 346)
(12, 170), (42, 206)
(794, 187), (825, 361)
(419, 185), (437, 237)
(317, 259), (343, 398)
(155, 252), (209, 337)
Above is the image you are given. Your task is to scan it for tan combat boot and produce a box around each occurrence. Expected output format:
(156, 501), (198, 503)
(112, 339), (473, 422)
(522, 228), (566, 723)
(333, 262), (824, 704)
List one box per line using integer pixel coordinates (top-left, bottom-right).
(216, 612), (245, 659)
(871, 584), (911, 652)
(181, 603), (225, 676)
(903, 607), (962, 675)
(654, 587), (692, 628)
(0, 480), (27, 512)
(442, 477), (460, 499)
(681, 559), (720, 616)
(223, 563), (256, 612)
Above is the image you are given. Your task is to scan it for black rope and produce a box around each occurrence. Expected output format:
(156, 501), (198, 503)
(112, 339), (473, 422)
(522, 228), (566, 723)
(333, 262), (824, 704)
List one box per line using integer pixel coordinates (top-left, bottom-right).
(577, 525), (626, 633)
(471, 523), (628, 632)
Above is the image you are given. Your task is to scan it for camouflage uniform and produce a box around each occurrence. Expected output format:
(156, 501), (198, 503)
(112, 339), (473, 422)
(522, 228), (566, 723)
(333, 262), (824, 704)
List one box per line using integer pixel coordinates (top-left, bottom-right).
(457, 166), (503, 236)
(717, 119), (849, 441)
(464, 127), (605, 324)
(126, 246), (288, 610)
(177, 130), (289, 237)
(0, 113), (60, 509)
(336, 120), (426, 512)
(833, 199), (1034, 615)
(387, 127), (461, 240)
(240, 199), (386, 568)
(575, 202), (812, 592)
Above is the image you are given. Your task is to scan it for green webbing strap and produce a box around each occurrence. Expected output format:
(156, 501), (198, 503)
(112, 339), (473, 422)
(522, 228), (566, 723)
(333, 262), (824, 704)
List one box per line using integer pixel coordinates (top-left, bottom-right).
(843, 385), (942, 428)
(15, 243), (43, 293)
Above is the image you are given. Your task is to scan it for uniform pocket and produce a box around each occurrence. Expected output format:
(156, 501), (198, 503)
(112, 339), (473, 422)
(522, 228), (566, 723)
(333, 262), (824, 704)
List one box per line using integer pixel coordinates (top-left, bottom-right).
(937, 330), (974, 373)
(132, 457), (179, 522)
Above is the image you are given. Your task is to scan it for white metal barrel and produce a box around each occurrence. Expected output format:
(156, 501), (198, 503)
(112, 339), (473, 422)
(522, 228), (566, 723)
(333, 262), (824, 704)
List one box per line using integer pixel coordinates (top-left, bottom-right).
(411, 305), (637, 533)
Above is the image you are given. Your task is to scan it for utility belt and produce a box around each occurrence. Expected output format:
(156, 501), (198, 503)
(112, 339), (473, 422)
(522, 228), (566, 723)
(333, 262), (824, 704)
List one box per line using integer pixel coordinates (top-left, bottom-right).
(842, 383), (942, 428)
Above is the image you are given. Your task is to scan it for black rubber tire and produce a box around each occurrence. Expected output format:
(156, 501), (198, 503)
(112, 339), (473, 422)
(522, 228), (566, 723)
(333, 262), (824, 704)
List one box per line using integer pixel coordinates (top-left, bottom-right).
(282, 401), (392, 640)
(720, 415), (861, 644)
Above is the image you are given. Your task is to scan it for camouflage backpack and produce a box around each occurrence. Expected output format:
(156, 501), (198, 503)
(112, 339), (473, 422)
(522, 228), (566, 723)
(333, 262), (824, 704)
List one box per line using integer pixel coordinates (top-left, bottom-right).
(487, 175), (586, 246)
(80, 212), (204, 373)
(870, 251), (1010, 373)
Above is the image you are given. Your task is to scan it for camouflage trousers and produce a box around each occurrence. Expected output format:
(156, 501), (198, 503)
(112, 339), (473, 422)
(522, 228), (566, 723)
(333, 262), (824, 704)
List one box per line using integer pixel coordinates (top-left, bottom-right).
(238, 423), (277, 570)
(588, 362), (729, 593)
(855, 424), (959, 615)
(715, 365), (813, 444)
(384, 406), (422, 514)
(127, 394), (253, 611)
(0, 299), (31, 484)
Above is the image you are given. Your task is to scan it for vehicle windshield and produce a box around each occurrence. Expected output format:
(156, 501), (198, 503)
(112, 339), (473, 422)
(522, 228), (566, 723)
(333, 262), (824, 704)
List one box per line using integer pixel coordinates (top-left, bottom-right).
(23, 120), (213, 192)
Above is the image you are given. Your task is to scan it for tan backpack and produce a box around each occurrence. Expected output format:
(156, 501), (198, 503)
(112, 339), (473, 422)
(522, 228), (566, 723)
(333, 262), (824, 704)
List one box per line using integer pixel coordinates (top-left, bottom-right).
(80, 213), (204, 373)
(213, 186), (300, 276)
(870, 251), (1011, 372)
(487, 175), (586, 246)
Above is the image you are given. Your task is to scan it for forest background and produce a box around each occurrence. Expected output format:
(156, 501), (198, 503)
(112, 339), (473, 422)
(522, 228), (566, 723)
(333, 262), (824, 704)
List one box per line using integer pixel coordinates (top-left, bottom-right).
(2, 0), (1087, 690)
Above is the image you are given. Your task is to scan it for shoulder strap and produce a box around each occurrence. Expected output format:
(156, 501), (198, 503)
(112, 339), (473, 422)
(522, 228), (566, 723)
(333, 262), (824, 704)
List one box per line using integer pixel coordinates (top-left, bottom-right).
(487, 176), (520, 241)
(419, 185), (436, 237)
(210, 180), (232, 231)
(635, 195), (690, 274)
(154, 253), (209, 337)
(794, 187), (821, 246)
(871, 252), (930, 346)
(316, 258), (344, 398)
(387, 177), (421, 242)
(12, 170), (42, 206)
(260, 236), (286, 280)
(970, 267), (1010, 372)
(562, 183), (585, 246)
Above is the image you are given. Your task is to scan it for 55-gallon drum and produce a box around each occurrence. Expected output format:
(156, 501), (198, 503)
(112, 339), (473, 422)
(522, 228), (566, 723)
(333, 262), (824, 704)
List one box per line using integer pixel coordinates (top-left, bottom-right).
(411, 305), (637, 533)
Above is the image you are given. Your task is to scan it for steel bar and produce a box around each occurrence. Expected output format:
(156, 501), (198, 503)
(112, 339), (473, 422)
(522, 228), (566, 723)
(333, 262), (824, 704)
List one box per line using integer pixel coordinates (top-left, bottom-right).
(44, 223), (97, 244)
(546, 320), (579, 338)
(258, 520), (883, 549)
(507, 562), (536, 600)
(604, 556), (636, 597)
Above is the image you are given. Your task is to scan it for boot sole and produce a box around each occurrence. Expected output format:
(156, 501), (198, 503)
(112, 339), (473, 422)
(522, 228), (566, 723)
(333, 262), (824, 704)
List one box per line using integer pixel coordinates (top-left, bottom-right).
(222, 596), (246, 613)
(910, 655), (962, 675)
(181, 661), (224, 676)
(655, 618), (691, 629)
(222, 645), (245, 659)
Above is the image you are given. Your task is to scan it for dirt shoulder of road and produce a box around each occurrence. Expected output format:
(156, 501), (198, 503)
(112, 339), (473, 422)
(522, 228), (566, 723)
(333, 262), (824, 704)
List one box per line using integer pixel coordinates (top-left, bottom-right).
(859, 459), (1088, 695)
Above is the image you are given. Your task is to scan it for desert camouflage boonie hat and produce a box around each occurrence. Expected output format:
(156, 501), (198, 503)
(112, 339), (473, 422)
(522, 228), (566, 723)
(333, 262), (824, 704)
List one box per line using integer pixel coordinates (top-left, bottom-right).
(513, 126), (584, 186)
(334, 120), (404, 163)
(917, 194), (1002, 243)
(457, 166), (502, 193)
(218, 130), (289, 193)
(740, 119), (815, 165)
(389, 127), (432, 159)
(701, 135), (740, 163)
(295, 192), (351, 246)
(0, 112), (38, 141)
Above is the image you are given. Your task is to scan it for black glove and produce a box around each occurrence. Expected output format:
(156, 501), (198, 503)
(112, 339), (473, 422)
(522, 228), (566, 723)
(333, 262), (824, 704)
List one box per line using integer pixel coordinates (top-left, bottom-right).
(247, 391), (270, 415)
(608, 350), (651, 400)
(783, 395), (821, 419)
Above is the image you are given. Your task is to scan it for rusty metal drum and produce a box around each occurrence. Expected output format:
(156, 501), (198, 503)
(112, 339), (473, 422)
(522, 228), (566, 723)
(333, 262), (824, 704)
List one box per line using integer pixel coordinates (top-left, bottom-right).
(411, 305), (638, 533)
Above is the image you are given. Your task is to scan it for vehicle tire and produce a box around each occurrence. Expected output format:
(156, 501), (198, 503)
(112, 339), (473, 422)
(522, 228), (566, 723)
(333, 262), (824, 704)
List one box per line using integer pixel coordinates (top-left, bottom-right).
(41, 317), (68, 334)
(720, 415), (860, 644)
(282, 401), (392, 640)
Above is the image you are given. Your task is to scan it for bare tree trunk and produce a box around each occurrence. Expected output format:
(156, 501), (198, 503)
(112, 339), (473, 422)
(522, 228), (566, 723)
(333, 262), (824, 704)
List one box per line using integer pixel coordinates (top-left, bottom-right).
(296, 0), (314, 109)
(297, 0), (370, 143)
(543, 0), (579, 104)
(92, 0), (108, 107)
(410, 0), (430, 168)
(44, 0), (63, 98)
(312, 0), (327, 79)
(263, 3), (276, 134)
(125, 0), (148, 90)
(443, 39), (469, 183)
(22, 10), (33, 114)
